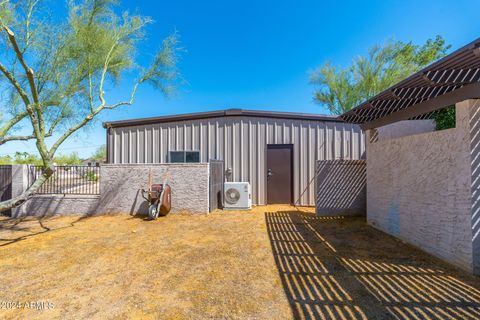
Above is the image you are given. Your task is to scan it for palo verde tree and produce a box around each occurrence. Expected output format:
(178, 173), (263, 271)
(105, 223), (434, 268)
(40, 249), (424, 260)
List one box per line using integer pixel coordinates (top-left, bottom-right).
(90, 144), (106, 162)
(0, 0), (181, 211)
(310, 36), (451, 115)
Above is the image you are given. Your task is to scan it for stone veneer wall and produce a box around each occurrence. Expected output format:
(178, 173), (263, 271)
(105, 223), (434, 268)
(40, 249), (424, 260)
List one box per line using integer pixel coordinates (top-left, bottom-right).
(14, 163), (210, 217)
(366, 101), (476, 272)
(97, 164), (209, 215)
(22, 195), (101, 217)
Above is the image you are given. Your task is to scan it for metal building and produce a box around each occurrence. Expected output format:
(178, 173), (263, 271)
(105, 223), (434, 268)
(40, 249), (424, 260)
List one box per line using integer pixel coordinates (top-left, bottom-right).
(103, 109), (365, 206)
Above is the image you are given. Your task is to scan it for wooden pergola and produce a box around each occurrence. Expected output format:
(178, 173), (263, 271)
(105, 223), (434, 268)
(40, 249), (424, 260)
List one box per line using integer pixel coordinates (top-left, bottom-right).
(340, 38), (480, 130)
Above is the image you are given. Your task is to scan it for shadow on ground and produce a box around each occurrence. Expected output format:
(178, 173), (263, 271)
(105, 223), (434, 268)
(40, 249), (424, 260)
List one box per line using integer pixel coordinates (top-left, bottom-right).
(0, 215), (89, 247)
(266, 210), (480, 320)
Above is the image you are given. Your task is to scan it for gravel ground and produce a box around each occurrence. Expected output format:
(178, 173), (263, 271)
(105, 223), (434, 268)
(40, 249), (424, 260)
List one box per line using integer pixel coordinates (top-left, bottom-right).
(1, 206), (480, 319)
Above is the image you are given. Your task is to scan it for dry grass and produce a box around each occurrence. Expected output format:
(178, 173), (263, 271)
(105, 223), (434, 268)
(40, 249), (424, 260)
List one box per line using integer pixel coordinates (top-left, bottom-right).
(0, 206), (297, 320)
(1, 206), (480, 320)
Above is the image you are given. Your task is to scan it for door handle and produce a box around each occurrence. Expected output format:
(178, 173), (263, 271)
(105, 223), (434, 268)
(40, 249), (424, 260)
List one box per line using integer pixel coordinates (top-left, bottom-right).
(267, 169), (274, 178)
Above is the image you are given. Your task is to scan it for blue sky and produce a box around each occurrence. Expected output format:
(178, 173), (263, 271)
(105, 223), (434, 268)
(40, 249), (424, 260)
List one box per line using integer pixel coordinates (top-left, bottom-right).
(2, 0), (479, 158)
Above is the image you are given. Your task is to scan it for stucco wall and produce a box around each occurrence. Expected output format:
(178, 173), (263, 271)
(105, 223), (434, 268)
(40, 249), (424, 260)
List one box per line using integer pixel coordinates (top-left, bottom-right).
(367, 103), (473, 271)
(377, 120), (435, 141)
(315, 160), (366, 216)
(10, 165), (28, 217)
(466, 100), (480, 275)
(14, 163), (210, 217)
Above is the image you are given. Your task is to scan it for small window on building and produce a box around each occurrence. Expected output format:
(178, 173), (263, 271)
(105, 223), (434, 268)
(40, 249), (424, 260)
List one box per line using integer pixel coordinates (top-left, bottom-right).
(168, 151), (200, 163)
(185, 151), (200, 163)
(169, 151), (186, 163)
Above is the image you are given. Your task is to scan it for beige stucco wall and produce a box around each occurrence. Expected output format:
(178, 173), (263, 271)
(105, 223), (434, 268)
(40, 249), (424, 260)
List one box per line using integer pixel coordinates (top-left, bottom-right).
(377, 119), (435, 141)
(10, 165), (29, 217)
(367, 102), (475, 272)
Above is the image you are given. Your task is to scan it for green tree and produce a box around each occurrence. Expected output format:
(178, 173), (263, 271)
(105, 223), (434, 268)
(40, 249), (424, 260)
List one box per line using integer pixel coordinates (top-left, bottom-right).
(0, 152), (42, 164)
(0, 151), (81, 165)
(54, 152), (81, 165)
(13, 152), (41, 164)
(310, 36), (451, 115)
(91, 144), (106, 162)
(432, 106), (456, 130)
(0, 155), (13, 165)
(0, 0), (181, 211)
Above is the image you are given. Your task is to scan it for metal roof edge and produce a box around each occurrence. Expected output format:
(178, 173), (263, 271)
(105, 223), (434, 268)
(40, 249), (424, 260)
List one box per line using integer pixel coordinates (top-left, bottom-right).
(103, 108), (342, 128)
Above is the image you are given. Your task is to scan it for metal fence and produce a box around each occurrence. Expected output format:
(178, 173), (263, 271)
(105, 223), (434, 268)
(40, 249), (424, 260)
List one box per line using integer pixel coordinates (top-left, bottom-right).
(28, 165), (100, 195)
(209, 160), (225, 212)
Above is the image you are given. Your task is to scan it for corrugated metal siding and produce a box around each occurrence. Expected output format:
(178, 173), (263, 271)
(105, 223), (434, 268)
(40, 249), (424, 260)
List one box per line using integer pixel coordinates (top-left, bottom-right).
(107, 116), (365, 206)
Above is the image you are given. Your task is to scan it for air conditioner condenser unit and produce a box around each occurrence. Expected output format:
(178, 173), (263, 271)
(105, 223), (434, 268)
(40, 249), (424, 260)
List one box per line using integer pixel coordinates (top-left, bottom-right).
(224, 182), (252, 210)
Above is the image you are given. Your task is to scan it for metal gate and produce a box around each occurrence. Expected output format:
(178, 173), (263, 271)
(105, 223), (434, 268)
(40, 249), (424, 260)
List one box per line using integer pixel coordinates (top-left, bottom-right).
(209, 160), (225, 212)
(0, 165), (12, 216)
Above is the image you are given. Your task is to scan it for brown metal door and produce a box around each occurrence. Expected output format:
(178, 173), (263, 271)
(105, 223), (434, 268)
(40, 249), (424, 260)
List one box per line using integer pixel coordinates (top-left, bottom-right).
(267, 144), (293, 204)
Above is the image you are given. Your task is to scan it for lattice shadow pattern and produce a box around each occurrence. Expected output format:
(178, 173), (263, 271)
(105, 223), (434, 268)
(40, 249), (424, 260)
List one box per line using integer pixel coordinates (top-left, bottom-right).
(266, 211), (480, 320)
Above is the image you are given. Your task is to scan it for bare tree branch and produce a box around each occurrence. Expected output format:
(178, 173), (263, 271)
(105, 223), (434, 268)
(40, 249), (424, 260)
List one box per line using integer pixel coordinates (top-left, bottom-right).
(0, 110), (28, 138)
(4, 25), (31, 74)
(5, 24), (44, 135)
(104, 82), (140, 109)
(88, 72), (94, 112)
(0, 62), (31, 106)
(46, 111), (63, 136)
(1, 133), (38, 144)
(98, 40), (118, 107)
(50, 75), (141, 156)
(48, 107), (100, 157)
(3, 25), (48, 159)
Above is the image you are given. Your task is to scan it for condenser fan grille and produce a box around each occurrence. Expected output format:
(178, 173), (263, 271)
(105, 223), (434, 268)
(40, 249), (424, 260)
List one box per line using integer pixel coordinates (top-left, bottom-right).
(225, 188), (241, 204)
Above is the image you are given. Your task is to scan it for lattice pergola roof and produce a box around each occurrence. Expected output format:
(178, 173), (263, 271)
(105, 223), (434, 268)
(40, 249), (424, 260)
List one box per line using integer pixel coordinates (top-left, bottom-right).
(340, 38), (480, 130)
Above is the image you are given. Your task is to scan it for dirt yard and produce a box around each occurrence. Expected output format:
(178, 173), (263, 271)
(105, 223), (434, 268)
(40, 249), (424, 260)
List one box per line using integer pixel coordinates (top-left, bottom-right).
(1, 206), (480, 320)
